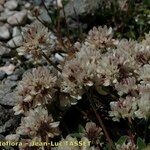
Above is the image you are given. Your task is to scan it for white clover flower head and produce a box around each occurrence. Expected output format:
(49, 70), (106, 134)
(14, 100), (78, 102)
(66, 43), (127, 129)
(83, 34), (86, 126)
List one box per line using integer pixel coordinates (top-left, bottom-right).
(16, 107), (60, 139)
(116, 39), (140, 71)
(118, 0), (129, 11)
(61, 77), (84, 100)
(135, 83), (150, 119)
(142, 32), (150, 47)
(19, 21), (52, 59)
(116, 138), (137, 150)
(96, 54), (119, 86)
(86, 25), (114, 49)
(138, 64), (150, 84)
(85, 122), (102, 144)
(14, 67), (57, 115)
(109, 96), (137, 121)
(115, 77), (137, 96)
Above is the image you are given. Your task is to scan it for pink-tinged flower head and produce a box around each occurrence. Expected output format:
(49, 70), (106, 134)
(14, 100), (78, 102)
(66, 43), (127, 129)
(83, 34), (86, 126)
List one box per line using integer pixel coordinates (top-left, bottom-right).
(16, 107), (60, 139)
(86, 26), (115, 49)
(18, 21), (54, 59)
(13, 67), (57, 115)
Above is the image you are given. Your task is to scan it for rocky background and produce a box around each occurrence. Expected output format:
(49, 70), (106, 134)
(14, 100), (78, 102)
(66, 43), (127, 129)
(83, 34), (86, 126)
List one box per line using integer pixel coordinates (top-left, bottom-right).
(0, 0), (101, 146)
(0, 0), (149, 149)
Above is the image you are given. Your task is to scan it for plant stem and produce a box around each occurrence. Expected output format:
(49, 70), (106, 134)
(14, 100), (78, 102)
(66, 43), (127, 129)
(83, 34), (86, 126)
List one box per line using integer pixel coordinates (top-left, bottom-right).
(62, 5), (72, 45)
(88, 88), (116, 150)
(41, 0), (55, 26)
(42, 51), (62, 73)
(73, 6), (83, 40)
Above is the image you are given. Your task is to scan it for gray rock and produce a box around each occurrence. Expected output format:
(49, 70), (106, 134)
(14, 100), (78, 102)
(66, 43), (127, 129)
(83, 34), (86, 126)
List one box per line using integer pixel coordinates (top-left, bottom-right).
(0, 26), (11, 40)
(0, 42), (11, 56)
(0, 5), (4, 12)
(0, 79), (18, 106)
(0, 71), (6, 80)
(64, 0), (101, 17)
(39, 8), (51, 24)
(4, 0), (18, 10)
(0, 10), (16, 22)
(0, 16), (6, 22)
(0, 106), (19, 140)
(0, 105), (14, 125)
(12, 26), (21, 37)
(0, 22), (4, 26)
(27, 10), (35, 21)
(25, 2), (31, 9)
(7, 10), (27, 25)
(13, 68), (25, 78)
(0, 134), (5, 140)
(0, 0), (5, 5)
(7, 35), (23, 48)
(0, 118), (17, 133)
(2, 92), (18, 106)
(7, 74), (19, 81)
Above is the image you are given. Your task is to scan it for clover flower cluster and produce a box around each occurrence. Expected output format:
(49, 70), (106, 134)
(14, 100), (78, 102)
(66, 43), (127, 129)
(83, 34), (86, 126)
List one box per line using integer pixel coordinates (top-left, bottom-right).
(17, 23), (150, 121)
(10, 22), (149, 149)
(7, 67), (60, 149)
(60, 27), (150, 120)
(52, 122), (102, 150)
(60, 26), (115, 99)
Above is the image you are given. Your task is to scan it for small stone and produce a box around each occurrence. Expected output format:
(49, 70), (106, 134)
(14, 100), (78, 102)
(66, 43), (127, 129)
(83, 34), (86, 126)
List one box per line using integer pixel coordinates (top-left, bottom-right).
(0, 5), (4, 12)
(64, 0), (102, 17)
(0, 22), (4, 26)
(0, 10), (16, 22)
(0, 134), (4, 140)
(0, 118), (16, 133)
(4, 0), (18, 10)
(7, 10), (27, 25)
(39, 8), (51, 24)
(13, 68), (25, 78)
(0, 79), (18, 106)
(0, 70), (6, 80)
(7, 35), (23, 48)
(27, 10), (35, 21)
(54, 53), (65, 63)
(25, 2), (31, 9)
(7, 74), (19, 81)
(0, 16), (6, 22)
(12, 26), (21, 37)
(0, 26), (11, 40)
(5, 134), (20, 141)
(0, 42), (11, 56)
(0, 64), (15, 75)
(0, 0), (5, 5)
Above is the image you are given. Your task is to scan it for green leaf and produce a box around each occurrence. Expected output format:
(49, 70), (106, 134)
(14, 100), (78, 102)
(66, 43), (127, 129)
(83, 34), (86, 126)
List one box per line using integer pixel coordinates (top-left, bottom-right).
(78, 125), (85, 133)
(63, 0), (70, 6)
(143, 0), (150, 5)
(137, 137), (146, 150)
(117, 136), (128, 145)
(97, 86), (108, 95)
(70, 133), (82, 138)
